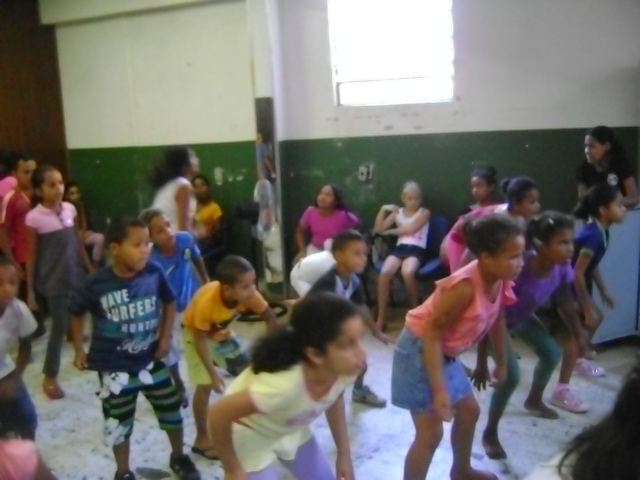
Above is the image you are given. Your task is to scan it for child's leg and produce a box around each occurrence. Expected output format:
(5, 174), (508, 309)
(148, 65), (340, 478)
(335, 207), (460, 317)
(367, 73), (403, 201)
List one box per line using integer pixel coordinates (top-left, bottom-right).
(551, 334), (588, 413)
(404, 411), (443, 480)
(143, 362), (199, 477)
(164, 314), (187, 404)
(282, 435), (334, 480)
(376, 256), (402, 327)
(85, 231), (105, 264)
(42, 294), (71, 397)
(451, 394), (496, 480)
(100, 375), (139, 475)
(483, 335), (519, 459)
(193, 385), (213, 450)
(142, 363), (184, 453)
(516, 316), (561, 415)
(0, 372), (38, 440)
(400, 257), (421, 308)
(352, 363), (386, 408)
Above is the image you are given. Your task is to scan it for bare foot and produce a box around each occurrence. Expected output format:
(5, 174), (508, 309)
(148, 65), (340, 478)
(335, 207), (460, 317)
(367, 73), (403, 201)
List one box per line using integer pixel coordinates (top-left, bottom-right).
(451, 467), (498, 480)
(481, 431), (507, 460)
(524, 399), (559, 419)
(42, 379), (65, 400)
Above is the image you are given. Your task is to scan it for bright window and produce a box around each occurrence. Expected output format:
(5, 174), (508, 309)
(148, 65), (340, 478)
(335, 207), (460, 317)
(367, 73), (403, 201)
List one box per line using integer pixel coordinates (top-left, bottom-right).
(328, 0), (454, 106)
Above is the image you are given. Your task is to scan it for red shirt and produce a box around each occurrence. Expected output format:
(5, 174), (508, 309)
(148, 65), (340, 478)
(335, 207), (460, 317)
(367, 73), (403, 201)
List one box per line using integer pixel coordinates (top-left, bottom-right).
(0, 190), (31, 264)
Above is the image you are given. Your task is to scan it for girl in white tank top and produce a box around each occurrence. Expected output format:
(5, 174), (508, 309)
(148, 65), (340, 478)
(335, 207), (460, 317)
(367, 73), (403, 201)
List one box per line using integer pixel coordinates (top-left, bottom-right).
(373, 181), (431, 329)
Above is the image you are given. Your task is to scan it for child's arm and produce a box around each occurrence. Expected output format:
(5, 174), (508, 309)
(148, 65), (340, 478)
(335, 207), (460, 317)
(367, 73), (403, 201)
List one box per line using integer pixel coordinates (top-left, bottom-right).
(359, 305), (393, 345)
(25, 226), (39, 310)
(422, 279), (474, 420)
(192, 256), (209, 284)
(326, 393), (353, 479)
(260, 307), (278, 332)
(556, 285), (590, 354)
(487, 312), (507, 384)
(0, 226), (17, 269)
(373, 206), (397, 234)
(592, 266), (614, 308)
(383, 209), (430, 236)
(573, 254), (599, 327)
(208, 391), (261, 478)
(194, 329), (225, 393)
(175, 184), (193, 232)
(155, 300), (176, 360)
(15, 338), (31, 374)
(471, 336), (490, 390)
(71, 315), (88, 370)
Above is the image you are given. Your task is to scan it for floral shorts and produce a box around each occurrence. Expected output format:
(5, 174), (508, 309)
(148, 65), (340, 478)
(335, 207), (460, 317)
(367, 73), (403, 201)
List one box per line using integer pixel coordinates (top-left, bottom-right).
(98, 361), (182, 446)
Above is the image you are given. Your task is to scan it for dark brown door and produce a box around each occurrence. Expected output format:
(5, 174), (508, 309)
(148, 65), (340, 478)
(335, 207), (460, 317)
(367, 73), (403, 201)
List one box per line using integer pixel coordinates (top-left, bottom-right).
(0, 0), (68, 175)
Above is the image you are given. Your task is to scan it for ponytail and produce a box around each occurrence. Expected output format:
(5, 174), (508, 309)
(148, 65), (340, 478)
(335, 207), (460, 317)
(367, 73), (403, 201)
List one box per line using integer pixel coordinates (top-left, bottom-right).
(251, 292), (360, 374)
(526, 211), (574, 248)
(501, 176), (537, 207)
(573, 184), (619, 221)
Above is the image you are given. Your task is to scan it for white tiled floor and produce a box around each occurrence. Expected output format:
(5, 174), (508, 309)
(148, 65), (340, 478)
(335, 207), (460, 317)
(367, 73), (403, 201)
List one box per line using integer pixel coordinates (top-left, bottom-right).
(23, 318), (634, 480)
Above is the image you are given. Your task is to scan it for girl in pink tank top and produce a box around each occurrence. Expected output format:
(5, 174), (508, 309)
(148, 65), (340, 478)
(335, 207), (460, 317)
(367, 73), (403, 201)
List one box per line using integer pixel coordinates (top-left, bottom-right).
(391, 214), (525, 480)
(441, 176), (539, 272)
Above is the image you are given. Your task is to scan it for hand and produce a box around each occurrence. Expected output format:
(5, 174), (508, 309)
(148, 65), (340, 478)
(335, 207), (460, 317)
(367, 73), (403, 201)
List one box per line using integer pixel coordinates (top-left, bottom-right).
(74, 350), (88, 370)
(27, 290), (38, 311)
(336, 452), (354, 480)
(492, 363), (506, 385)
(431, 389), (452, 421)
(154, 337), (171, 360)
(374, 330), (394, 346)
(470, 363), (490, 391)
(210, 372), (226, 394)
(224, 468), (247, 480)
(87, 263), (96, 273)
(600, 290), (615, 309)
(382, 204), (399, 213)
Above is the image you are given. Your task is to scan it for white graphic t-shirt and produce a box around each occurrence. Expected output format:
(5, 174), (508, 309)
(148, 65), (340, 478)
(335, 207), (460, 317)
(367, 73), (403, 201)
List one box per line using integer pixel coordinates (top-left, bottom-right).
(0, 300), (37, 379)
(225, 364), (355, 472)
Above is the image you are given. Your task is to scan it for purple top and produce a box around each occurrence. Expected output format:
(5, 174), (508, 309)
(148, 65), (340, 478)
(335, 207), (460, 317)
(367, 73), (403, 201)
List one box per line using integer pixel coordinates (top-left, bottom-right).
(506, 252), (574, 329)
(299, 206), (360, 248)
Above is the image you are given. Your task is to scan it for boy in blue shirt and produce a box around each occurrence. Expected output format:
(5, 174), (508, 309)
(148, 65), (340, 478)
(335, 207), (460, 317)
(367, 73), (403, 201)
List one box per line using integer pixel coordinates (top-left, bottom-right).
(70, 218), (200, 480)
(141, 208), (209, 405)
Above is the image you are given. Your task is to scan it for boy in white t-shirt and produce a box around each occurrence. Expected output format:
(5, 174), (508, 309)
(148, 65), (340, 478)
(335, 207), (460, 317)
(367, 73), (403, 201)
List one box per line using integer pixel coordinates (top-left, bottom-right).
(0, 259), (38, 440)
(208, 293), (364, 480)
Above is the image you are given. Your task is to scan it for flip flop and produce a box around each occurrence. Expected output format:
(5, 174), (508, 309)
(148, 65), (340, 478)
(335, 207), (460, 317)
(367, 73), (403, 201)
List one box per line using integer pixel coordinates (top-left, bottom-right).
(191, 446), (219, 461)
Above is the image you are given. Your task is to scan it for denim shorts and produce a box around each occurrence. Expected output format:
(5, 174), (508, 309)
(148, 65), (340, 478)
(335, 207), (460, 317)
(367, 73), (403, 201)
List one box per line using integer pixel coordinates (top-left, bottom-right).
(391, 328), (472, 412)
(0, 373), (38, 436)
